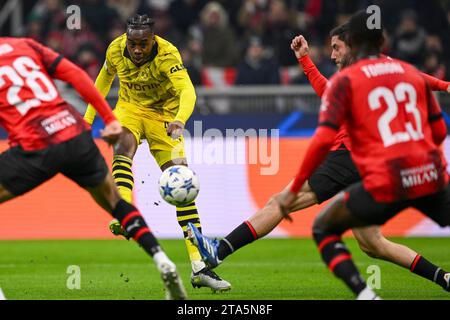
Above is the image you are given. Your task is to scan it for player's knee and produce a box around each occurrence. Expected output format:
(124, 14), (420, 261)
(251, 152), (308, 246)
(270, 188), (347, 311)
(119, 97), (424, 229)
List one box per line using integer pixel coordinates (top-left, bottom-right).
(358, 242), (383, 259)
(312, 197), (345, 239)
(0, 185), (15, 204)
(114, 130), (137, 158)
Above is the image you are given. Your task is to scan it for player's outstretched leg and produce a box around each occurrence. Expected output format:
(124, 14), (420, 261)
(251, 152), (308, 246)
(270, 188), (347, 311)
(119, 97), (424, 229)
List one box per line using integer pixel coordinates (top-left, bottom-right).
(113, 199), (187, 300)
(312, 193), (380, 300)
(161, 159), (231, 292)
(177, 202), (231, 292)
(88, 174), (187, 300)
(188, 182), (317, 266)
(353, 226), (450, 292)
(187, 222), (222, 268)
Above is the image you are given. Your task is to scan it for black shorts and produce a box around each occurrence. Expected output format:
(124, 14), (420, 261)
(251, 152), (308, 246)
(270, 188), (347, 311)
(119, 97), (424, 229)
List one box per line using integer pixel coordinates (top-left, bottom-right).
(0, 131), (109, 196)
(309, 148), (361, 203)
(345, 182), (450, 227)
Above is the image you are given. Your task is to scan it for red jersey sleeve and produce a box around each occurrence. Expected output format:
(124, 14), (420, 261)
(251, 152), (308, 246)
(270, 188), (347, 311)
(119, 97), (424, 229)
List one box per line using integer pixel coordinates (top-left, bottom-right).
(426, 83), (447, 145)
(420, 72), (450, 92)
(318, 74), (351, 131)
(289, 74), (351, 194)
(53, 58), (116, 125)
(25, 38), (63, 75)
(298, 55), (329, 97)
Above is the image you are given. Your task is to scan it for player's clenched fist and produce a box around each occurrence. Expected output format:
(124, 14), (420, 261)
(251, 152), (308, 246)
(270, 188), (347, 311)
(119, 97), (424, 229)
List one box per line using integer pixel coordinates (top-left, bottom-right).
(101, 120), (123, 145)
(290, 35), (309, 59)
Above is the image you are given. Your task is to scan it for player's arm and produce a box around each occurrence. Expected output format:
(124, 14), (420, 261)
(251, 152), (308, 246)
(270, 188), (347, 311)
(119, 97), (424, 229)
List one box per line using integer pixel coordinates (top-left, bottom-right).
(420, 72), (450, 93)
(426, 83), (447, 146)
(291, 35), (329, 97)
(83, 47), (117, 125)
(278, 75), (351, 218)
(162, 54), (196, 139)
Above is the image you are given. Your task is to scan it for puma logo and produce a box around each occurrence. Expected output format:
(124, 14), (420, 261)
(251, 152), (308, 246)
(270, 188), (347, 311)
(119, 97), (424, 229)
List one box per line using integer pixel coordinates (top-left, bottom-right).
(444, 273), (450, 284)
(334, 243), (347, 250)
(126, 220), (141, 233)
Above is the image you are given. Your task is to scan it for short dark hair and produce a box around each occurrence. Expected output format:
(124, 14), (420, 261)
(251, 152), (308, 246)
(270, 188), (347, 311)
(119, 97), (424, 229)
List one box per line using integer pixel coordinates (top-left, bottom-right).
(127, 14), (155, 31)
(347, 10), (384, 52)
(329, 23), (349, 41)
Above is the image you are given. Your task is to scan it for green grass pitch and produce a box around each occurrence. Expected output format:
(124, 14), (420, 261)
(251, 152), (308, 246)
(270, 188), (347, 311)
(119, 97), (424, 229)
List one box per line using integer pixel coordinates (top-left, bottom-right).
(0, 238), (449, 300)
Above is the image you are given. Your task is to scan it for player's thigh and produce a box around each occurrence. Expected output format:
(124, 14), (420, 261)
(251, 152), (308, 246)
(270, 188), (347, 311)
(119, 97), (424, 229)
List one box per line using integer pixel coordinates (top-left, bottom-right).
(313, 192), (367, 235)
(113, 104), (144, 154)
(0, 147), (56, 198)
(413, 183), (450, 227)
(143, 118), (186, 168)
(344, 182), (408, 227)
(309, 150), (360, 204)
(59, 132), (110, 191)
(86, 173), (121, 213)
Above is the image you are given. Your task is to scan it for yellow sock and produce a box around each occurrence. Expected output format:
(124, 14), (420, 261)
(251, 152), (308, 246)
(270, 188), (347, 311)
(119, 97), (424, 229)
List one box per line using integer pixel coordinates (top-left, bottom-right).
(176, 203), (205, 271)
(112, 155), (134, 203)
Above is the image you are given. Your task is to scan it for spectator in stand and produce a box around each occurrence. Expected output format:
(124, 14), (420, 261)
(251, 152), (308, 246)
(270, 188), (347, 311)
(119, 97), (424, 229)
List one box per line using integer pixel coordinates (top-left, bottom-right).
(237, 0), (268, 34)
(153, 10), (184, 48)
(392, 10), (427, 66)
(107, 21), (127, 45)
(192, 1), (238, 67)
(262, 0), (302, 66)
(27, 0), (66, 39)
(169, 0), (207, 34)
(25, 16), (46, 43)
(422, 50), (446, 81)
(235, 36), (280, 85)
(74, 43), (102, 80)
(58, 18), (104, 60)
(45, 30), (64, 52)
(106, 0), (144, 23)
(180, 46), (202, 86)
(80, 0), (120, 41)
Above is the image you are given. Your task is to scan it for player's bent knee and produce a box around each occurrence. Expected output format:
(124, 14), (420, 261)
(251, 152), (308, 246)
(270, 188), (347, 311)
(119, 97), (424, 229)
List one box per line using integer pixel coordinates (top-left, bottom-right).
(114, 128), (138, 158)
(357, 242), (381, 259)
(0, 184), (15, 203)
(312, 195), (346, 235)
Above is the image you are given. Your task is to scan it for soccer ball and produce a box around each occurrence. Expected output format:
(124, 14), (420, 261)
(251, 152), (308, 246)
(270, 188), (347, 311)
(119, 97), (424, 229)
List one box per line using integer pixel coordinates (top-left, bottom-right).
(158, 165), (200, 207)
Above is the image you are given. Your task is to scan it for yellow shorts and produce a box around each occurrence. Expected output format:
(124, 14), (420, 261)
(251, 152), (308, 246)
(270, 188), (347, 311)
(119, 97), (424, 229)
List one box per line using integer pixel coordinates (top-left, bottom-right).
(113, 102), (185, 167)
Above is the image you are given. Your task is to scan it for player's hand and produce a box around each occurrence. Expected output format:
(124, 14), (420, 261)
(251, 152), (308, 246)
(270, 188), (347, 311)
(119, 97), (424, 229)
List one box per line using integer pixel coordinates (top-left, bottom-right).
(447, 84), (450, 93)
(167, 120), (184, 140)
(291, 35), (309, 59)
(275, 190), (297, 222)
(100, 120), (122, 145)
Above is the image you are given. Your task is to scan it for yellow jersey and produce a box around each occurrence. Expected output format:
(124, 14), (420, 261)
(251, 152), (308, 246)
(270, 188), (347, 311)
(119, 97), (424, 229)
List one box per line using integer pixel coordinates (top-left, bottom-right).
(84, 34), (196, 124)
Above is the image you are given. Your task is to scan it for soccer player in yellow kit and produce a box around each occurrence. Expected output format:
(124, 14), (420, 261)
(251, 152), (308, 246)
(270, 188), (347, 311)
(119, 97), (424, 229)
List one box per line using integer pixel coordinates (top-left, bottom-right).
(84, 14), (231, 292)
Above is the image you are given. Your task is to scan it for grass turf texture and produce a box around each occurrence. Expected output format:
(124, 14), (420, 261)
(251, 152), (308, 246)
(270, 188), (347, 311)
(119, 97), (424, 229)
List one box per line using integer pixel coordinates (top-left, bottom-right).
(0, 238), (449, 300)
